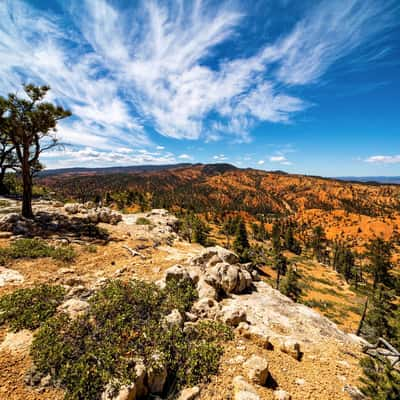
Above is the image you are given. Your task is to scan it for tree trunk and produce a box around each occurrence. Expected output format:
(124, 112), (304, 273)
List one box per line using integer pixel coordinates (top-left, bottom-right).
(21, 166), (33, 219)
(276, 270), (281, 290)
(356, 297), (369, 336)
(0, 168), (6, 195)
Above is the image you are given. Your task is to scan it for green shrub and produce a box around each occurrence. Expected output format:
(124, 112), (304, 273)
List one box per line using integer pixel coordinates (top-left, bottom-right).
(136, 217), (151, 225)
(360, 356), (400, 399)
(31, 278), (231, 400)
(85, 244), (98, 253)
(0, 238), (75, 265)
(0, 285), (65, 331)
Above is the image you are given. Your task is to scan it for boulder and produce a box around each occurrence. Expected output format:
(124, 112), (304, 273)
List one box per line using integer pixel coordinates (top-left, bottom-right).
(177, 386), (201, 400)
(243, 355), (269, 385)
(64, 203), (80, 214)
(236, 323), (272, 349)
(219, 305), (247, 327)
(164, 265), (190, 283)
(232, 376), (260, 400)
(0, 266), (24, 287)
(196, 276), (217, 299)
(191, 297), (220, 320)
(205, 263), (252, 294)
(58, 299), (90, 319)
(273, 390), (291, 400)
(190, 246), (239, 267)
(0, 330), (33, 353)
(101, 382), (136, 400)
(279, 339), (301, 361)
(162, 309), (183, 329)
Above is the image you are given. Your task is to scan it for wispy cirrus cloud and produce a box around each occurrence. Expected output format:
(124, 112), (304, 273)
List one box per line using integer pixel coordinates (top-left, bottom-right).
(365, 155), (400, 164)
(0, 0), (398, 166)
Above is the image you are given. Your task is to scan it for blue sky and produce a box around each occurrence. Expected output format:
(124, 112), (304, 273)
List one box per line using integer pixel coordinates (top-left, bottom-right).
(0, 0), (399, 176)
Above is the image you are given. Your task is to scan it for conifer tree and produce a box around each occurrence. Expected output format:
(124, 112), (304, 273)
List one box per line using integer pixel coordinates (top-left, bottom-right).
(360, 356), (400, 400)
(233, 218), (250, 260)
(0, 84), (71, 218)
(280, 266), (302, 302)
(365, 238), (394, 290)
(311, 225), (327, 262)
(271, 222), (281, 253)
(274, 252), (288, 289)
(359, 284), (396, 343)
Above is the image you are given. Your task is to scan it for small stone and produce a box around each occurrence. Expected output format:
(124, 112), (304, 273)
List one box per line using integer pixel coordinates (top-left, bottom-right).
(0, 330), (33, 353)
(279, 339), (301, 361)
(243, 355), (269, 385)
(101, 382), (136, 400)
(273, 389), (291, 400)
(162, 309), (183, 329)
(295, 378), (305, 385)
(177, 386), (201, 400)
(58, 299), (90, 319)
(0, 231), (12, 238)
(232, 376), (260, 400)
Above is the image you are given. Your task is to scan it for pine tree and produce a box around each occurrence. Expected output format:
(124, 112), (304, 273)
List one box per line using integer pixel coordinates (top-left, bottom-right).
(360, 356), (400, 400)
(271, 222), (281, 253)
(280, 266), (302, 302)
(365, 238), (394, 290)
(274, 252), (288, 289)
(359, 284), (396, 343)
(332, 241), (355, 282)
(0, 84), (71, 218)
(311, 226), (327, 262)
(233, 218), (250, 260)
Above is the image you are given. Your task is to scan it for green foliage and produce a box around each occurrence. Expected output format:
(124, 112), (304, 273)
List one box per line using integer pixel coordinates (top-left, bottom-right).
(332, 241), (355, 282)
(360, 356), (400, 400)
(280, 266), (302, 302)
(310, 225), (328, 263)
(85, 244), (97, 253)
(30, 279), (231, 399)
(273, 252), (288, 289)
(233, 217), (250, 261)
(0, 238), (75, 265)
(0, 285), (65, 331)
(162, 277), (198, 314)
(179, 213), (210, 246)
(360, 284), (396, 343)
(136, 217), (151, 225)
(271, 222), (281, 253)
(1, 84), (71, 218)
(365, 238), (394, 290)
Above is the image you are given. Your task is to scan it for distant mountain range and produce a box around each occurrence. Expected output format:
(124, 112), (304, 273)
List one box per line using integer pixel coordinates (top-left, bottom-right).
(41, 163), (400, 186)
(337, 176), (400, 184)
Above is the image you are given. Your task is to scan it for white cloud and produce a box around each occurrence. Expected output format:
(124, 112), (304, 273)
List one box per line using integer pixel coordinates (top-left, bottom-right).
(178, 154), (192, 160)
(270, 156), (286, 162)
(42, 146), (176, 169)
(275, 0), (398, 85)
(269, 155), (292, 166)
(257, 160), (265, 165)
(213, 154), (228, 161)
(365, 155), (400, 164)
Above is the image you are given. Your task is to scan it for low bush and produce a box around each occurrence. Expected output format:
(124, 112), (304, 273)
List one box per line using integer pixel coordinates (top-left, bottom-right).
(136, 217), (151, 225)
(0, 284), (66, 331)
(30, 278), (231, 400)
(0, 238), (75, 265)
